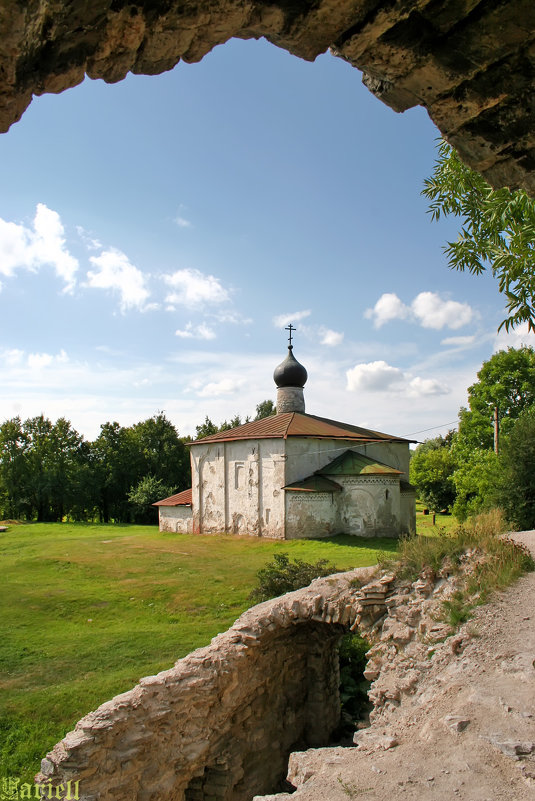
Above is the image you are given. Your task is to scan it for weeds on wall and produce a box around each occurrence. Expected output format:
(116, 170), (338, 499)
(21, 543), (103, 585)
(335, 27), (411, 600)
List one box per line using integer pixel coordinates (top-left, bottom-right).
(379, 508), (535, 627)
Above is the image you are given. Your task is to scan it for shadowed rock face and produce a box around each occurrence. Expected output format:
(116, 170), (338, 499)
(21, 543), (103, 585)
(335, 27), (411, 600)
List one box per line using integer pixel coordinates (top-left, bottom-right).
(1, 0), (534, 193)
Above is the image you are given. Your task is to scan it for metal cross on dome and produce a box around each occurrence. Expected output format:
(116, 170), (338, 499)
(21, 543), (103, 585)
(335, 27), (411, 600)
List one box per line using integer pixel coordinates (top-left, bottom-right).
(285, 323), (295, 346)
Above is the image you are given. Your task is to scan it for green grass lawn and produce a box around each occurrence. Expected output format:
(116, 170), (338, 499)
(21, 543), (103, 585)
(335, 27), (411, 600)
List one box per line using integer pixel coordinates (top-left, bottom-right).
(0, 522), (401, 784)
(415, 500), (458, 535)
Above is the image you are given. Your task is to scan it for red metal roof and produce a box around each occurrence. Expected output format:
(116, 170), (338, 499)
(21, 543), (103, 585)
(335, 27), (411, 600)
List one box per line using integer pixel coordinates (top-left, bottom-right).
(192, 412), (412, 445)
(153, 488), (192, 507)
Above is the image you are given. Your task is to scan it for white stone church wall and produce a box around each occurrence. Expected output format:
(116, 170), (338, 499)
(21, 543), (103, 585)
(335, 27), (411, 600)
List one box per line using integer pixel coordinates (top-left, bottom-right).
(400, 489), (416, 534)
(285, 492), (340, 539)
(158, 505), (193, 533)
(337, 476), (401, 537)
(352, 441), (410, 480)
(190, 439), (286, 538)
(284, 438), (411, 485)
(284, 438), (350, 485)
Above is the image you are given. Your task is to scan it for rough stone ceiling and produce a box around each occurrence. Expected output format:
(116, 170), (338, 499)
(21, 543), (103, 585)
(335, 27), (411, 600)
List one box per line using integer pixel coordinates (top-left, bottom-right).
(1, 0), (534, 193)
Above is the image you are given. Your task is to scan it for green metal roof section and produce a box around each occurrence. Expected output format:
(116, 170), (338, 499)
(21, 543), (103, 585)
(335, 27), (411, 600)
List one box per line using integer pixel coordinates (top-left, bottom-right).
(283, 475), (343, 493)
(317, 449), (403, 477)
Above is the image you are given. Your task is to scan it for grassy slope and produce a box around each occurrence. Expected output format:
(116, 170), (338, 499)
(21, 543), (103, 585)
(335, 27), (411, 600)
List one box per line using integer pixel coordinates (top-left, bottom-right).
(0, 523), (400, 783)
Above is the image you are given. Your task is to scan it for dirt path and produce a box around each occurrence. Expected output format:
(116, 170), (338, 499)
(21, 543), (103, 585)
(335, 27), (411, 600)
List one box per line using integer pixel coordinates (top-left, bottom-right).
(274, 531), (535, 801)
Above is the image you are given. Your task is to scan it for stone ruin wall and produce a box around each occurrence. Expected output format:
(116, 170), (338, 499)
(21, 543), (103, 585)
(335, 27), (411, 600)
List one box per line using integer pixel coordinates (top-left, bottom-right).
(37, 556), (477, 801)
(37, 568), (377, 801)
(0, 1), (534, 195)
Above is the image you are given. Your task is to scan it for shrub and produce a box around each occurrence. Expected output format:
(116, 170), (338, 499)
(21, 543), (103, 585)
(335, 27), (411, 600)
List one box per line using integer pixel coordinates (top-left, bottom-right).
(249, 552), (339, 603)
(338, 633), (370, 726)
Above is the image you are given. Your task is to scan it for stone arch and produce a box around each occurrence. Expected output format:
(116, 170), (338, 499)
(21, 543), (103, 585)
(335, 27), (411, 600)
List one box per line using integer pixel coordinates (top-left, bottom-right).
(1, 2), (535, 193)
(37, 566), (381, 801)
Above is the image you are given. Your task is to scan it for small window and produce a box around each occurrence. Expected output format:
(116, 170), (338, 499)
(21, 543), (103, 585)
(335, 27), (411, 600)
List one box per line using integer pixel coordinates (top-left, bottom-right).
(385, 489), (389, 500)
(265, 508), (271, 524)
(235, 462), (245, 490)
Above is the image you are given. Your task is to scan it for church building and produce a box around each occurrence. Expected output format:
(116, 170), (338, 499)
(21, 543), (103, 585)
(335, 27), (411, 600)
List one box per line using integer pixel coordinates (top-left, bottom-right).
(155, 332), (416, 539)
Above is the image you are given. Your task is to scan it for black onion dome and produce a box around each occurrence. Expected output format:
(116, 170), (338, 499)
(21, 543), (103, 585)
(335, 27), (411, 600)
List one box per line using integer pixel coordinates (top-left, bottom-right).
(273, 346), (308, 388)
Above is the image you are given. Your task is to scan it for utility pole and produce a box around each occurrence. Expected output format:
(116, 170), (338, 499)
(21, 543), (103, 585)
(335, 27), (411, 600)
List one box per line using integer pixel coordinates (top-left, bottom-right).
(494, 406), (499, 455)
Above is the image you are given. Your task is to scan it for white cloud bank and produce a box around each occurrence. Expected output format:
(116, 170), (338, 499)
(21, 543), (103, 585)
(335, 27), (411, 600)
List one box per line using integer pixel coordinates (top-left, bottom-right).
(346, 359), (450, 398)
(319, 327), (344, 346)
(346, 360), (404, 392)
(0, 204), (78, 292)
(273, 309), (311, 328)
(163, 268), (230, 309)
(197, 378), (245, 398)
(176, 322), (216, 340)
(87, 248), (151, 312)
(365, 291), (474, 330)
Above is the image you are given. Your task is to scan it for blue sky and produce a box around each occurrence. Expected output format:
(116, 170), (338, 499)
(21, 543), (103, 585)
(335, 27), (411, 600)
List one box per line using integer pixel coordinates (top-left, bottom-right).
(0, 38), (531, 442)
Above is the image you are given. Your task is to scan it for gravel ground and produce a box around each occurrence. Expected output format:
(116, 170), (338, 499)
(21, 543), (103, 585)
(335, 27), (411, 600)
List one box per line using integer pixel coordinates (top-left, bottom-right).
(265, 531), (535, 801)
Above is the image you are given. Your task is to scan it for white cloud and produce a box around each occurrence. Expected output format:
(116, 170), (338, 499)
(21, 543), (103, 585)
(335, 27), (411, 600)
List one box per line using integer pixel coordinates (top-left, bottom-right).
(174, 204), (192, 229)
(3, 348), (24, 366)
(346, 360), (404, 392)
(76, 226), (102, 251)
(411, 291), (473, 330)
(365, 291), (474, 331)
(27, 349), (68, 369)
(0, 204), (78, 292)
(273, 310), (311, 328)
(162, 268), (229, 309)
(493, 322), (535, 351)
(441, 335), (476, 347)
(318, 327), (344, 346)
(176, 322), (216, 340)
(364, 293), (409, 328)
(87, 248), (150, 312)
(197, 378), (245, 397)
(407, 376), (450, 397)
(211, 311), (253, 325)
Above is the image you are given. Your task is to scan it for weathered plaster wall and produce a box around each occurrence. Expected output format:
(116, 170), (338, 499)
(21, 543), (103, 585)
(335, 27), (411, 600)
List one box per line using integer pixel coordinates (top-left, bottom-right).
(285, 492), (340, 540)
(284, 439), (410, 486)
(400, 488), (416, 535)
(37, 567), (381, 801)
(191, 439), (286, 538)
(284, 438), (351, 485)
(2, 1), (534, 193)
(337, 476), (401, 537)
(159, 505), (193, 533)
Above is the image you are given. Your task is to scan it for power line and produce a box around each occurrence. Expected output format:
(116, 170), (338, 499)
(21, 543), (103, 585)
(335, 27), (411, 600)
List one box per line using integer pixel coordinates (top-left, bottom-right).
(401, 420), (459, 437)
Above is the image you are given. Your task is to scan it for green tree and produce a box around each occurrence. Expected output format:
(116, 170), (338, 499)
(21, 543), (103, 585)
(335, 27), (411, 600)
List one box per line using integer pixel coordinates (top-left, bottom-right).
(131, 412), (190, 490)
(254, 399), (276, 420)
(92, 422), (140, 523)
(422, 140), (535, 332)
(450, 444), (501, 521)
(0, 417), (29, 519)
(128, 475), (173, 524)
(15, 416), (84, 521)
(496, 406), (535, 530)
(409, 434), (457, 511)
(458, 346), (535, 450)
(195, 416), (219, 439)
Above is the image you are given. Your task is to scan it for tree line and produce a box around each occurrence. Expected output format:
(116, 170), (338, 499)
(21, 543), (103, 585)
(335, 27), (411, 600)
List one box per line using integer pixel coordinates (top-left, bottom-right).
(410, 346), (535, 531)
(0, 401), (275, 524)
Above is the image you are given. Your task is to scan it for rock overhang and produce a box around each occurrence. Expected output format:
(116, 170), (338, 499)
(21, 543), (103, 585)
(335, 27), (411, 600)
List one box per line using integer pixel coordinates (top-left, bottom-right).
(0, 0), (534, 193)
